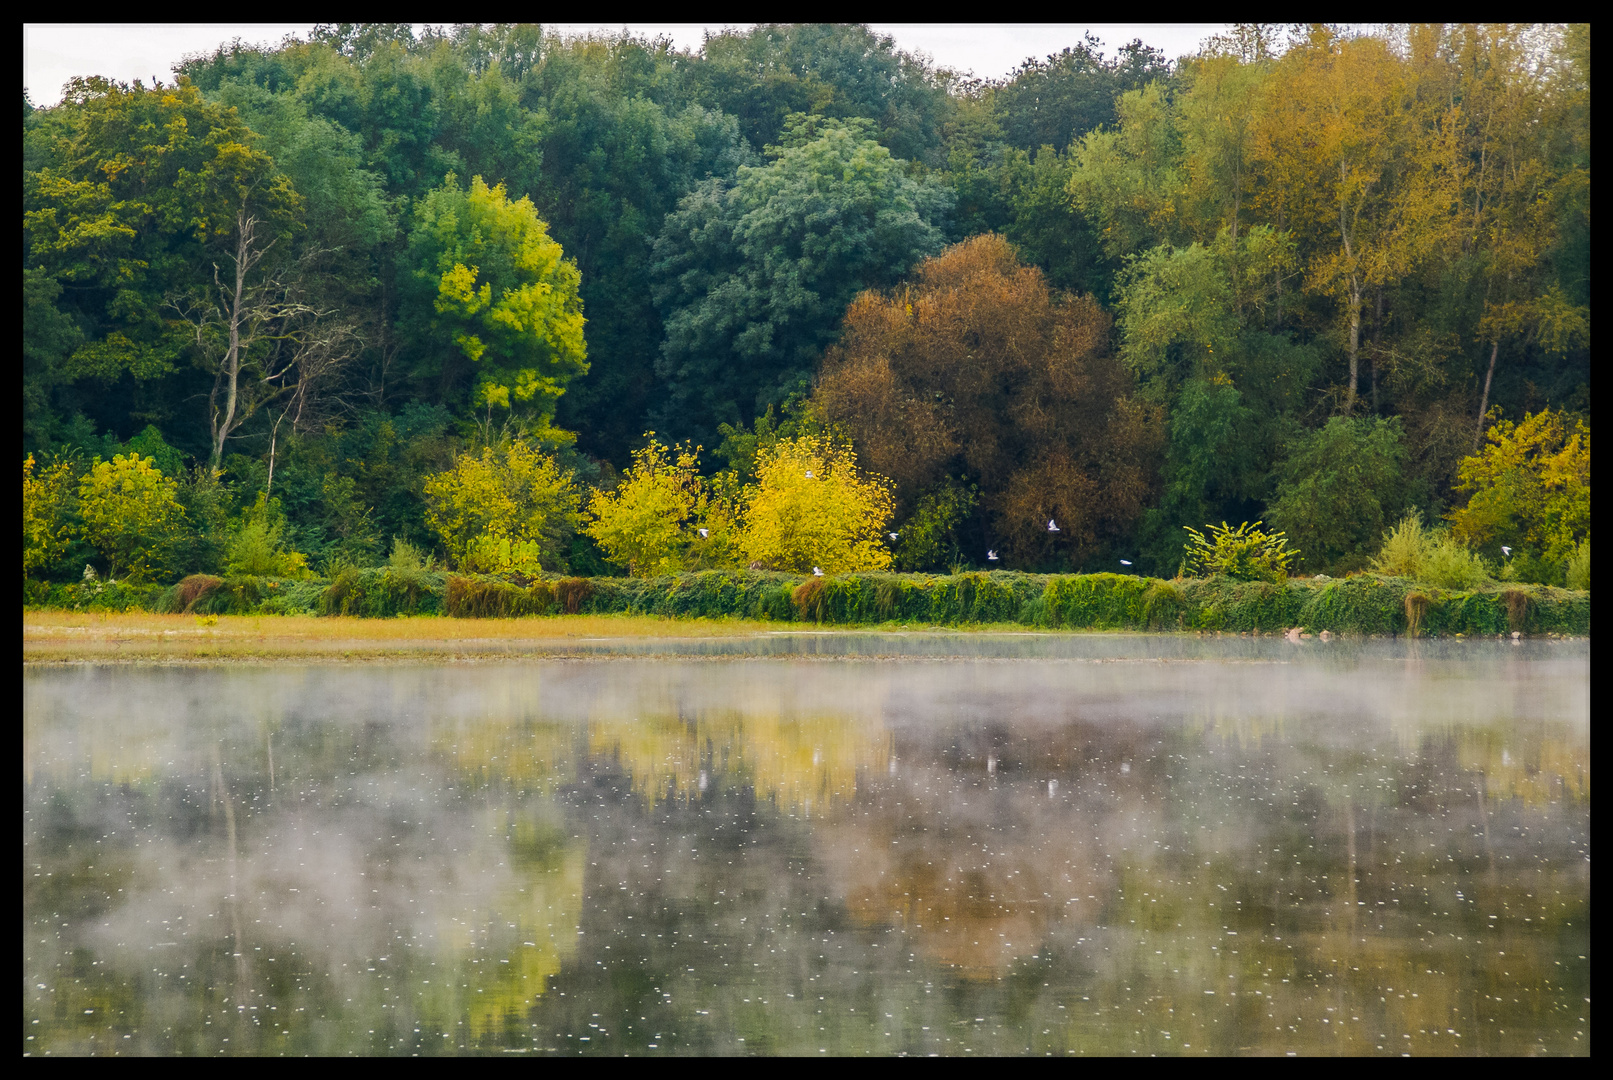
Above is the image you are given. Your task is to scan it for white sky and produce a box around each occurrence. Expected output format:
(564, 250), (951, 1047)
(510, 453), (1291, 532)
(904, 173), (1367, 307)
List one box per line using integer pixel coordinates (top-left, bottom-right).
(24, 23), (1233, 108)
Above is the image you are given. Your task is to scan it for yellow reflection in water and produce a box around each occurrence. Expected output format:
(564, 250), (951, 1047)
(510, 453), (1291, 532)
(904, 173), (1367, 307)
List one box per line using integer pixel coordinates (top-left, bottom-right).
(588, 711), (891, 813)
(1457, 728), (1589, 805)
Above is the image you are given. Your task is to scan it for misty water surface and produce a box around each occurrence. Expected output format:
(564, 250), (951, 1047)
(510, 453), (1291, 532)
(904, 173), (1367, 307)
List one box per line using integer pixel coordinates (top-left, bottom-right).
(24, 636), (1589, 1055)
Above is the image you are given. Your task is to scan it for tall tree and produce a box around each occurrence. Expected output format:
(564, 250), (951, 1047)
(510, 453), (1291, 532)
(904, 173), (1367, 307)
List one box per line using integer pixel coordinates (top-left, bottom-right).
(650, 116), (951, 444)
(400, 174), (588, 438)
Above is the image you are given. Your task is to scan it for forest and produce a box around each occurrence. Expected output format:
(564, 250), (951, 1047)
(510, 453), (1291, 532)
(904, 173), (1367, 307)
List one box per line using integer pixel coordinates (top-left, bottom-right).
(22, 23), (1591, 598)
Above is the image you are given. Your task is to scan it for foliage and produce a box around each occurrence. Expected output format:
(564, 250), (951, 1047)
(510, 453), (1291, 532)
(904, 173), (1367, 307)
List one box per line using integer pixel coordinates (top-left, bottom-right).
(461, 536), (547, 579)
(1565, 541), (1590, 592)
(738, 435), (895, 574)
(1448, 410), (1590, 585)
(1370, 510), (1492, 590)
(18, 26), (1593, 600)
(1370, 510), (1434, 579)
(813, 234), (1161, 569)
(1180, 521), (1298, 583)
(23, 454), (79, 580)
(402, 175), (588, 427)
(651, 116), (952, 443)
(1265, 417), (1410, 574)
(320, 566), (446, 617)
(224, 494), (313, 578)
(76, 454), (187, 581)
(893, 481), (978, 572)
(423, 441), (581, 573)
(584, 437), (713, 577)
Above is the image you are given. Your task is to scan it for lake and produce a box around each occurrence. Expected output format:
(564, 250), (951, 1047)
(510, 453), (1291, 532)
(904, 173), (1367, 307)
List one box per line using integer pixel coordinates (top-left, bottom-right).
(24, 635), (1589, 1055)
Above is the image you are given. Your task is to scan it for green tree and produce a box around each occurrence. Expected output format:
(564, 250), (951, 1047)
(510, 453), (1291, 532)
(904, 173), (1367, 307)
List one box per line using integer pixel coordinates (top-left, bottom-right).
(403, 175), (588, 433)
(77, 453), (187, 581)
(1265, 416), (1410, 573)
(991, 36), (1170, 155)
(651, 116), (951, 444)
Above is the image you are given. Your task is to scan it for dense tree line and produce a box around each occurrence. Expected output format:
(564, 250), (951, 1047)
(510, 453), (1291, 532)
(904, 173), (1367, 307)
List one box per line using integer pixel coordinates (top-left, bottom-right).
(22, 23), (1590, 587)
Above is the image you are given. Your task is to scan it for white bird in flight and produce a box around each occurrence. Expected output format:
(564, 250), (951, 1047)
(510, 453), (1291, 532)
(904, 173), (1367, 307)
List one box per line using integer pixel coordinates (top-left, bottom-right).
(986, 550), (999, 561)
(1047, 518), (1060, 532)
(1120, 559), (1132, 566)
(698, 528), (709, 538)
(888, 532), (899, 541)
(804, 470), (814, 479)
(1501, 545), (1512, 556)
(813, 566), (824, 576)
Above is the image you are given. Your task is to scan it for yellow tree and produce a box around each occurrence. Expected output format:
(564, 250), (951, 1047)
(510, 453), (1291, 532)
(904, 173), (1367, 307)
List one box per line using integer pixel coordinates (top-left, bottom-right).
(738, 434), (895, 574)
(584, 436), (724, 577)
(1448, 409), (1590, 576)
(1254, 29), (1417, 412)
(77, 454), (187, 581)
(1444, 25), (1590, 446)
(423, 441), (580, 574)
(23, 455), (79, 580)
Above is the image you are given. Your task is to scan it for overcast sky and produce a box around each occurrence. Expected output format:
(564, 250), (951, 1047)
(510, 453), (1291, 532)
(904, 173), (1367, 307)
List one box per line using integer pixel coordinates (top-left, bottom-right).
(24, 23), (1233, 107)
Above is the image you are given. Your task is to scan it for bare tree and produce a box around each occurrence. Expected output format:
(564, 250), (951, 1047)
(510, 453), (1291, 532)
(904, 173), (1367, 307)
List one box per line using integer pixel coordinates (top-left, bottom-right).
(169, 206), (359, 472)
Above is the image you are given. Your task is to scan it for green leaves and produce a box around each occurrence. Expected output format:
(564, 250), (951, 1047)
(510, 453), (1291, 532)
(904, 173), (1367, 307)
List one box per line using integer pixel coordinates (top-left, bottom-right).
(1181, 520), (1298, 582)
(405, 175), (588, 425)
(651, 117), (951, 443)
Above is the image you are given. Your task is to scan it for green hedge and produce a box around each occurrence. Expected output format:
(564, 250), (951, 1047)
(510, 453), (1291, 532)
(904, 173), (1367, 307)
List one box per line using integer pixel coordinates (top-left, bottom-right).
(23, 569), (1590, 636)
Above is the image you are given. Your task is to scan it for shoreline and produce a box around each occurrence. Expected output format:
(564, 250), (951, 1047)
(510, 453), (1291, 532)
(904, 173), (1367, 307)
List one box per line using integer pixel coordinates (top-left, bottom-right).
(23, 611), (1584, 664)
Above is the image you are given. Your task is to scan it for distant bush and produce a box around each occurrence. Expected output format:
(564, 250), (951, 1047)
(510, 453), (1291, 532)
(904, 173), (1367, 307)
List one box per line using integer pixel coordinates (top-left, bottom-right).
(1566, 540), (1590, 591)
(22, 567), (1589, 636)
(1181, 521), (1298, 582)
(320, 567), (446, 617)
(1371, 510), (1492, 590)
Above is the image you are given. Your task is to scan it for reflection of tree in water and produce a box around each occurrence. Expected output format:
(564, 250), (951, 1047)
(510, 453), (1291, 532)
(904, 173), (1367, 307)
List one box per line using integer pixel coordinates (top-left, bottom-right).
(25, 660), (1590, 1055)
(817, 746), (1123, 979)
(587, 710), (891, 814)
(434, 815), (586, 1041)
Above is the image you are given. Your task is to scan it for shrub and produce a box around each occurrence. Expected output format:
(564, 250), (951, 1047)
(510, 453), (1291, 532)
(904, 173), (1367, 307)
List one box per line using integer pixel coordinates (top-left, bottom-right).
(1420, 535), (1491, 590)
(739, 434), (895, 574)
(225, 495), (312, 579)
(444, 575), (554, 618)
(1566, 540), (1590, 591)
(1141, 579), (1186, 629)
(893, 482), (977, 572)
(793, 577), (827, 622)
(320, 567), (446, 617)
(1181, 520), (1298, 582)
(1371, 511), (1433, 579)
(554, 577), (592, 614)
(77, 454), (187, 581)
(23, 454), (79, 580)
(161, 574), (224, 613)
(424, 441), (581, 572)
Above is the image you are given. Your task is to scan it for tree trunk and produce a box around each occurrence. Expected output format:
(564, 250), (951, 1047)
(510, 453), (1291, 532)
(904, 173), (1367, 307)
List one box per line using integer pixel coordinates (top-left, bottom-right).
(1346, 277), (1362, 413)
(209, 208), (254, 472)
(1474, 339), (1499, 449)
(1371, 286), (1383, 414)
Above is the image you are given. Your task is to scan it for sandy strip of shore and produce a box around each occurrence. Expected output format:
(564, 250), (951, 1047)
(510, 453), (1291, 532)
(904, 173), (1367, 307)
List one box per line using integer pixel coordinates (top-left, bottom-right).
(22, 611), (807, 663)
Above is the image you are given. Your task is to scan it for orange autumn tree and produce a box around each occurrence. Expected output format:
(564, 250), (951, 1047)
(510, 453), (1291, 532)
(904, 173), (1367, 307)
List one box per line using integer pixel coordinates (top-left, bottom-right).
(813, 234), (1161, 569)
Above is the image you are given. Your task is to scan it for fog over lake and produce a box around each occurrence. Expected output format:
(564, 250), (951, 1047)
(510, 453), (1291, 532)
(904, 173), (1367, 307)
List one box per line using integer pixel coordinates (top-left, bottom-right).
(25, 636), (1589, 1055)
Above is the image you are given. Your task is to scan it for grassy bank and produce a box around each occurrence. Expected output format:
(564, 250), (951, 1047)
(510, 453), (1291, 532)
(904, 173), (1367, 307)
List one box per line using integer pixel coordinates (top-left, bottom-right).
(24, 568), (1589, 638)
